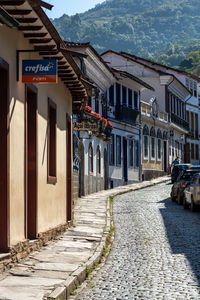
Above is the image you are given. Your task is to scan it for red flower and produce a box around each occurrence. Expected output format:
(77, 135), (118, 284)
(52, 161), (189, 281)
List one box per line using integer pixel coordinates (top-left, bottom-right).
(85, 106), (92, 112)
(108, 121), (113, 129)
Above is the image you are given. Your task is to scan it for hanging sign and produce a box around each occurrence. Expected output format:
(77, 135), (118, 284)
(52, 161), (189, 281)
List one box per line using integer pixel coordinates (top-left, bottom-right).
(73, 121), (99, 132)
(22, 59), (57, 84)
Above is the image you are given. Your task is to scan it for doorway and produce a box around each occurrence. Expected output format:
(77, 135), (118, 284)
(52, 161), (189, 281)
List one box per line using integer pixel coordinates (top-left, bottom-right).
(104, 148), (108, 190)
(26, 85), (38, 239)
(0, 61), (10, 252)
(163, 140), (167, 173)
(123, 137), (128, 182)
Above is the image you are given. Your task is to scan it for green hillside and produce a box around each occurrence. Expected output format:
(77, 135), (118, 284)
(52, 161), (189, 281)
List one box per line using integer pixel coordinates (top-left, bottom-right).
(52, 0), (200, 75)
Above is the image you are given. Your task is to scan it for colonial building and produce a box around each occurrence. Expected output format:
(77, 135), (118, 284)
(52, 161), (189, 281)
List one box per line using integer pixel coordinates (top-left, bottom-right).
(102, 50), (191, 179)
(64, 42), (116, 196)
(119, 52), (200, 165)
(141, 99), (169, 179)
(105, 69), (154, 186)
(0, 1), (88, 253)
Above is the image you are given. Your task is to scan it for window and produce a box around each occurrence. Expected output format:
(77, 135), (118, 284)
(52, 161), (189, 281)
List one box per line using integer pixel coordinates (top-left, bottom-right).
(129, 140), (134, 167)
(109, 85), (114, 106)
(196, 144), (199, 160)
(189, 80), (193, 95)
(48, 99), (57, 184)
(122, 86), (127, 105)
(95, 97), (99, 113)
(194, 81), (197, 97)
(116, 83), (121, 106)
(151, 137), (155, 160)
(143, 135), (148, 159)
(116, 135), (121, 165)
(134, 91), (138, 109)
(109, 134), (115, 165)
(134, 140), (139, 168)
(191, 143), (194, 160)
(89, 143), (93, 173)
(96, 146), (101, 174)
(87, 96), (91, 107)
(157, 139), (161, 160)
(128, 89), (132, 107)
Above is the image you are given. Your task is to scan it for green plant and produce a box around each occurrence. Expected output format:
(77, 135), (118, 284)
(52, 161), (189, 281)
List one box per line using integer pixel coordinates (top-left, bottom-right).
(70, 290), (78, 296)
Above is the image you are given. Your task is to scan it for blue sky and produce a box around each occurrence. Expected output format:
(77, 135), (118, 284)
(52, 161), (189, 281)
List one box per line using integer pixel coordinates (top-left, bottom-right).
(45, 0), (105, 19)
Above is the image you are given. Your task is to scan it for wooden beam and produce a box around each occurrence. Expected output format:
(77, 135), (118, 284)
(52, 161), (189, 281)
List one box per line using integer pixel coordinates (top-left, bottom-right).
(58, 70), (73, 74)
(58, 61), (67, 65)
(58, 66), (70, 70)
(30, 38), (52, 44)
(15, 17), (38, 23)
(60, 47), (87, 58)
(19, 25), (43, 31)
(0, 0), (25, 5)
(24, 32), (48, 38)
(39, 50), (59, 56)
(43, 56), (63, 60)
(29, 0), (54, 10)
(70, 87), (85, 91)
(6, 9), (32, 15)
(34, 45), (56, 51)
(63, 81), (80, 84)
(60, 75), (77, 79)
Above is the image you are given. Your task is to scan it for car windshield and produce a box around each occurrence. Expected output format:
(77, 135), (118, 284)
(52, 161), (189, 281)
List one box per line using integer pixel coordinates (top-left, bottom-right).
(173, 165), (189, 173)
(181, 171), (200, 180)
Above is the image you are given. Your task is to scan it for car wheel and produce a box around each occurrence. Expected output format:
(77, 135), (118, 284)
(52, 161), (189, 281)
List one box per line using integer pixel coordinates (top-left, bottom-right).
(190, 197), (196, 212)
(183, 196), (189, 209)
(177, 192), (182, 205)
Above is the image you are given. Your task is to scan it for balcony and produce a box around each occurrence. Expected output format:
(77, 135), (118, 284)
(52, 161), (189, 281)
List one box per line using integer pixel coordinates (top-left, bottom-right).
(170, 113), (189, 130)
(115, 105), (140, 126)
(141, 102), (168, 123)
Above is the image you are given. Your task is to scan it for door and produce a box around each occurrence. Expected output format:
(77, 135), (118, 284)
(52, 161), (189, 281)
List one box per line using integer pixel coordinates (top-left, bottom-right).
(0, 62), (10, 252)
(104, 148), (108, 190)
(123, 137), (128, 182)
(80, 141), (85, 197)
(26, 85), (38, 239)
(66, 116), (72, 221)
(163, 141), (167, 172)
(88, 143), (93, 194)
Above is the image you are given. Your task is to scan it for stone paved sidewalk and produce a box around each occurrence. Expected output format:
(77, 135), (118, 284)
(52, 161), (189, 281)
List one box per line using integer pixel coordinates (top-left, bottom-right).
(0, 176), (169, 300)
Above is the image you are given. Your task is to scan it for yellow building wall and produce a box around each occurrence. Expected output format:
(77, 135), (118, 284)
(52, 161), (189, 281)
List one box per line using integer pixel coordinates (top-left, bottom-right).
(0, 25), (72, 245)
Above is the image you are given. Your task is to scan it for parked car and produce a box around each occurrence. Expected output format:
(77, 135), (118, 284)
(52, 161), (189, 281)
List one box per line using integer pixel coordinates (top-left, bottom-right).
(183, 173), (200, 211)
(171, 164), (191, 183)
(171, 169), (200, 204)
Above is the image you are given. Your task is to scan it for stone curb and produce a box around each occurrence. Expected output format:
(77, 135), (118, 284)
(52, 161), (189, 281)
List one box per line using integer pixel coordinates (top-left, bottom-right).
(46, 176), (170, 300)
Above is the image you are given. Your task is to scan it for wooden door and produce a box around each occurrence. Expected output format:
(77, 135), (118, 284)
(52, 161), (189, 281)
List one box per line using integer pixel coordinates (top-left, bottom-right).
(0, 62), (10, 252)
(26, 85), (38, 239)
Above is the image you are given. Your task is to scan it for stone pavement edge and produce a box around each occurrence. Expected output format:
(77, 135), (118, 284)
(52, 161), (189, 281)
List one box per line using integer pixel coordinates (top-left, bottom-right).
(0, 176), (170, 300)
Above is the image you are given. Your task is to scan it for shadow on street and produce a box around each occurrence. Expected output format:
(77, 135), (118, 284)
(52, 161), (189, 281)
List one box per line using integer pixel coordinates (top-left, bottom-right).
(159, 197), (200, 284)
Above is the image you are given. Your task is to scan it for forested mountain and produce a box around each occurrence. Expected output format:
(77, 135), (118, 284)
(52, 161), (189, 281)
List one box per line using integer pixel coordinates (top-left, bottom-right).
(52, 0), (200, 75)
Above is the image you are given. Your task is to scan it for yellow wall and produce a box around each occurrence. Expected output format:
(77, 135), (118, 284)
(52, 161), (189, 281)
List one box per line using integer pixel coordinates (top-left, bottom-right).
(0, 25), (72, 245)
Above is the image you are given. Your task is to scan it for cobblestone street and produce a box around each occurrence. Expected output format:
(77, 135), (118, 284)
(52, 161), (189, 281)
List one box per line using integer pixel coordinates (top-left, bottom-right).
(75, 183), (200, 300)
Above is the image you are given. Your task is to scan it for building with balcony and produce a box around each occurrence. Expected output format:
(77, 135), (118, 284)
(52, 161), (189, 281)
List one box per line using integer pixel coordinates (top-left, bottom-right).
(105, 69), (153, 187)
(119, 52), (200, 165)
(102, 50), (191, 177)
(141, 100), (169, 179)
(65, 42), (116, 196)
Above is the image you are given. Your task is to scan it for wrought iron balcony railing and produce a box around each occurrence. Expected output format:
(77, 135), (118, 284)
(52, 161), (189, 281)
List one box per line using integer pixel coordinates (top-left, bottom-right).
(170, 113), (189, 130)
(115, 105), (140, 126)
